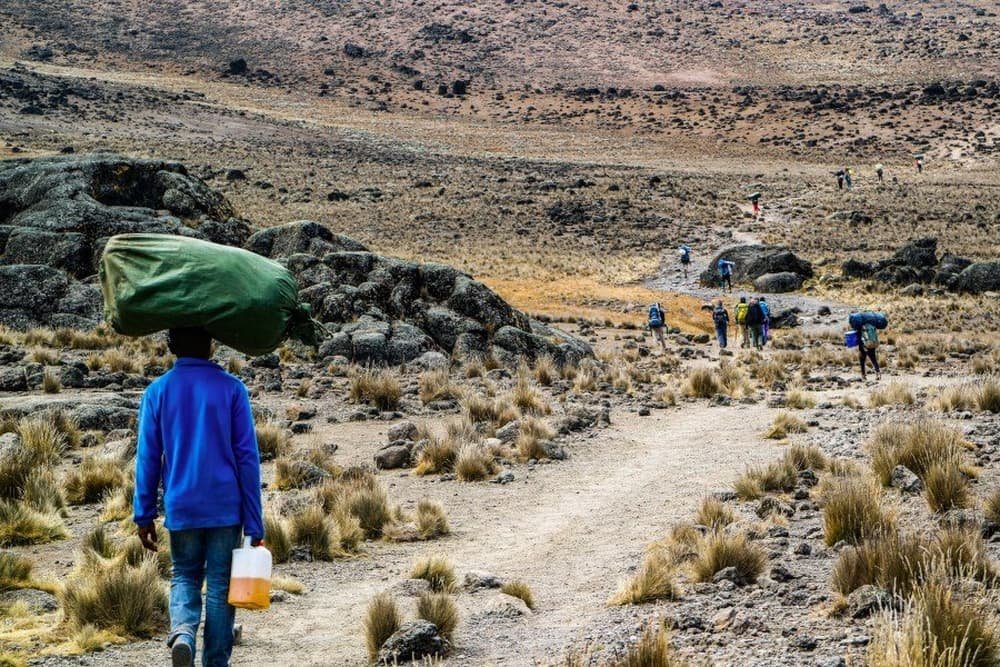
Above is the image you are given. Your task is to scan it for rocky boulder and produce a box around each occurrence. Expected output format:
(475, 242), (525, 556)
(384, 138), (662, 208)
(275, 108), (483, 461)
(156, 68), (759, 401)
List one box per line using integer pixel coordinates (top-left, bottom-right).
(699, 244), (813, 286)
(753, 272), (803, 293)
(954, 262), (1000, 294)
(376, 620), (445, 664)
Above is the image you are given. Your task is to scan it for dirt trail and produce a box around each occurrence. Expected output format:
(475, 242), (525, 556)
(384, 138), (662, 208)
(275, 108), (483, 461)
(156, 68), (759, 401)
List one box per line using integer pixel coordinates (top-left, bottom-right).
(91, 404), (781, 666)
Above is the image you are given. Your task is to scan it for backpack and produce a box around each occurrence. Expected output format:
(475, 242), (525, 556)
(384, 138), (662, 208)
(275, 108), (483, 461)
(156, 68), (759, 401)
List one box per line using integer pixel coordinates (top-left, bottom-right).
(712, 308), (728, 326)
(759, 301), (770, 319)
(680, 246), (690, 262)
(862, 324), (879, 350)
(648, 304), (664, 328)
(735, 302), (749, 324)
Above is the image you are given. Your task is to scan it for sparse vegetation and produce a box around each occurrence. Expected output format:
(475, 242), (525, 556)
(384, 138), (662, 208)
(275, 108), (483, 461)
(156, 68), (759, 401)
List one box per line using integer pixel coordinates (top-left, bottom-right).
(418, 368), (462, 404)
(923, 462), (971, 513)
(255, 422), (291, 461)
(0, 552), (33, 591)
(694, 497), (734, 530)
(61, 558), (168, 637)
(0, 500), (67, 546)
(869, 420), (966, 486)
(415, 499), (450, 540)
(516, 416), (555, 461)
(763, 412), (808, 440)
(820, 476), (893, 547)
(364, 592), (401, 662)
(455, 444), (497, 481)
(288, 506), (339, 561)
(264, 513), (291, 564)
(410, 556), (455, 593)
(691, 531), (766, 584)
(783, 388), (815, 409)
(416, 591), (458, 640)
(64, 457), (127, 505)
(869, 382), (916, 408)
(349, 368), (402, 410)
(682, 367), (720, 399)
(501, 580), (535, 610)
(609, 552), (680, 605)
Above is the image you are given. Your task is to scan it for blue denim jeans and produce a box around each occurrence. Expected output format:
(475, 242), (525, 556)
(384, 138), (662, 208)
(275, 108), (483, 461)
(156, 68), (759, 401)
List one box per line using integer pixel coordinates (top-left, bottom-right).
(167, 525), (242, 667)
(715, 324), (728, 349)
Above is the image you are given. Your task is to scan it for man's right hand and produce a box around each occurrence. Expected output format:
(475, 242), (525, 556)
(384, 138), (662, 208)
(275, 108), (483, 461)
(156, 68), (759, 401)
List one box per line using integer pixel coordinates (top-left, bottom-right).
(137, 523), (158, 552)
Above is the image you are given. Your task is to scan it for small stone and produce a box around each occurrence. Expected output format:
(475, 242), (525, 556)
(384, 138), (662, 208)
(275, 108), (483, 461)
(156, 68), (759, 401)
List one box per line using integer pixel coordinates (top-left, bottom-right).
(711, 607), (736, 631)
(846, 585), (893, 619)
(794, 542), (812, 556)
(464, 570), (503, 591)
(889, 465), (922, 493)
(388, 420), (418, 443)
(770, 564), (796, 582)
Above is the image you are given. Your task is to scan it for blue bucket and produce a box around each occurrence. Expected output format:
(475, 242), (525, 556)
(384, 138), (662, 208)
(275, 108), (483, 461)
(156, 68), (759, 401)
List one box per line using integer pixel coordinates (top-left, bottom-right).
(844, 330), (859, 348)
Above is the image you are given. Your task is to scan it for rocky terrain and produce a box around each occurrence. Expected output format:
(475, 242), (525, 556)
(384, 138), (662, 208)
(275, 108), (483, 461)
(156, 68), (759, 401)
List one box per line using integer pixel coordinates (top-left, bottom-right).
(1, 1), (999, 665)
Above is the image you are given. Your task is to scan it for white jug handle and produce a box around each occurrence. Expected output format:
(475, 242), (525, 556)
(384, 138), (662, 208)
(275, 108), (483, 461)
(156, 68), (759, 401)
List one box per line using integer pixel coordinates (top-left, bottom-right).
(243, 536), (252, 549)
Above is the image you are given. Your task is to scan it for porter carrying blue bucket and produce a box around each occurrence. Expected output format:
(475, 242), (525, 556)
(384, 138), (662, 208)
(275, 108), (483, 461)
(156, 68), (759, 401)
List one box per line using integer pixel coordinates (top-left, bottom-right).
(844, 330), (860, 348)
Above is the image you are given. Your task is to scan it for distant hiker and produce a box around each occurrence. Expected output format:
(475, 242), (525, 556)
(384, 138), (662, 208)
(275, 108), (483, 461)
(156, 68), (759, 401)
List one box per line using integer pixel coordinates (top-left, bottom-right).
(915, 155), (924, 173)
(135, 328), (263, 667)
(875, 163), (884, 183)
(834, 169), (845, 190)
(718, 258), (735, 292)
(746, 297), (765, 351)
(712, 301), (730, 349)
(678, 244), (691, 279)
(759, 296), (771, 345)
(734, 296), (750, 348)
(850, 317), (882, 381)
(647, 302), (667, 352)
(844, 167), (854, 191)
(748, 192), (761, 217)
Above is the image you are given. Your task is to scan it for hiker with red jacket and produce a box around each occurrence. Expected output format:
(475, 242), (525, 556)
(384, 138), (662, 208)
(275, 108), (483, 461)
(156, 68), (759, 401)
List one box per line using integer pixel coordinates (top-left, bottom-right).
(135, 328), (263, 667)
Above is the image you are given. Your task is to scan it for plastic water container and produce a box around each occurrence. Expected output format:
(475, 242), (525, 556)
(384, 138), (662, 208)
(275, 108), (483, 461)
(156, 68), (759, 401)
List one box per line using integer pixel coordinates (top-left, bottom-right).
(228, 537), (272, 610)
(844, 330), (859, 348)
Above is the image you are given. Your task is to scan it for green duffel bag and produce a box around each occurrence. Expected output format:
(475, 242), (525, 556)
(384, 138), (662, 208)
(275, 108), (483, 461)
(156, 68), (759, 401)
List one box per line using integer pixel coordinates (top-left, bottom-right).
(99, 233), (322, 356)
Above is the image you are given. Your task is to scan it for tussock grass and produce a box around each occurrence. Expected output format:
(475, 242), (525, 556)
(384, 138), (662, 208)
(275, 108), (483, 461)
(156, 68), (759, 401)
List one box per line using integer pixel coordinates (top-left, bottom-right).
(783, 388), (816, 409)
(418, 368), (462, 404)
(867, 579), (999, 667)
(516, 416), (555, 461)
(511, 376), (551, 415)
(87, 349), (139, 374)
(931, 385), (979, 413)
(764, 412), (808, 439)
(264, 513), (291, 564)
(410, 556), (455, 593)
(15, 417), (68, 466)
(869, 420), (966, 486)
(984, 489), (1000, 527)
(61, 558), (168, 637)
(733, 458), (797, 500)
(562, 622), (688, 667)
(255, 422), (291, 461)
(99, 485), (132, 523)
(869, 382), (916, 408)
(691, 531), (765, 584)
(41, 370), (61, 394)
(681, 368), (720, 398)
(819, 476), (893, 547)
(416, 592), (458, 640)
(455, 444), (497, 481)
(349, 368), (402, 410)
(364, 593), (401, 662)
(533, 355), (557, 386)
(64, 457), (127, 505)
(500, 580), (535, 610)
(272, 576), (304, 595)
(0, 500), (67, 546)
(932, 528), (995, 584)
(340, 476), (392, 539)
(415, 499), (450, 540)
(609, 552), (680, 605)
(978, 377), (1000, 413)
(30, 348), (59, 365)
(22, 468), (65, 515)
(288, 506), (339, 561)
(0, 552), (33, 591)
(333, 508), (365, 553)
(923, 462), (971, 513)
(694, 497), (735, 530)
(414, 435), (459, 477)
(786, 444), (829, 472)
(832, 533), (927, 597)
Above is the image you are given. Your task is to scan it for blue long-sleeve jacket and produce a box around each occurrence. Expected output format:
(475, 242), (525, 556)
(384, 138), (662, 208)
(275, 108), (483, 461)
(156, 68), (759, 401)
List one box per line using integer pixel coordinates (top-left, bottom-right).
(133, 357), (264, 540)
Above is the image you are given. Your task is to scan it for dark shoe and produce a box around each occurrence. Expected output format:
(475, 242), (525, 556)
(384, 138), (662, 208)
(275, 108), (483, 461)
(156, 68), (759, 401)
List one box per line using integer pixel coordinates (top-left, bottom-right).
(171, 639), (194, 667)
(233, 623), (243, 646)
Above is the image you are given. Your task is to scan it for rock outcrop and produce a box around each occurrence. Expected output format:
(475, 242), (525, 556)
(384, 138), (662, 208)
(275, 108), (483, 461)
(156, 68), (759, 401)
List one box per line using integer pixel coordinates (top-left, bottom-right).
(840, 237), (993, 293)
(699, 244), (813, 287)
(0, 155), (592, 366)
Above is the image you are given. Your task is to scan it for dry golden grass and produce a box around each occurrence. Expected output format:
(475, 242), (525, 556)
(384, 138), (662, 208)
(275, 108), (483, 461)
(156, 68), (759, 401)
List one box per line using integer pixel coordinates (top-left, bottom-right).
(255, 422), (291, 461)
(532, 355), (557, 386)
(511, 375), (551, 415)
(923, 462), (971, 513)
(0, 552), (32, 591)
(516, 416), (556, 461)
(455, 444), (497, 482)
(869, 420), (966, 486)
(410, 555), (456, 593)
(41, 370), (61, 394)
(694, 497), (735, 530)
(764, 412), (808, 440)
(609, 551), (680, 606)
(681, 367), (720, 399)
(364, 592), (401, 662)
(783, 388), (816, 409)
(288, 506), (340, 561)
(264, 513), (291, 564)
(340, 477), (392, 539)
(869, 381), (916, 408)
(560, 622), (688, 667)
(0, 500), (67, 547)
(61, 558), (167, 637)
(866, 579), (999, 667)
(979, 376), (1000, 413)
(15, 417), (68, 467)
(930, 385), (979, 413)
(690, 531), (766, 585)
(271, 576), (305, 595)
(733, 458), (797, 500)
(831, 532), (926, 597)
(819, 475), (893, 547)
(349, 367), (402, 410)
(416, 591), (458, 640)
(984, 489), (1000, 527)
(785, 444), (829, 472)
(500, 580), (535, 610)
(414, 435), (459, 477)
(418, 368), (462, 404)
(99, 485), (132, 523)
(415, 499), (450, 540)
(931, 528), (995, 584)
(64, 457), (127, 505)
(22, 468), (65, 515)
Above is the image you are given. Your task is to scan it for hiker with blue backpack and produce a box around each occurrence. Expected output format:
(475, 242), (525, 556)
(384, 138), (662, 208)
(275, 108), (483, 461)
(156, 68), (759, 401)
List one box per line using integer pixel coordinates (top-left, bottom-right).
(648, 302), (667, 352)
(759, 296), (771, 345)
(847, 311), (887, 381)
(678, 244), (691, 279)
(718, 259), (735, 292)
(712, 300), (729, 349)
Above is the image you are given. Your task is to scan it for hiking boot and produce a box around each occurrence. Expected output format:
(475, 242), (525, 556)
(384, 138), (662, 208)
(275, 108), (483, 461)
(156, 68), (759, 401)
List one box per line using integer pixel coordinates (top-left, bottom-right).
(171, 639), (194, 667)
(233, 623), (243, 646)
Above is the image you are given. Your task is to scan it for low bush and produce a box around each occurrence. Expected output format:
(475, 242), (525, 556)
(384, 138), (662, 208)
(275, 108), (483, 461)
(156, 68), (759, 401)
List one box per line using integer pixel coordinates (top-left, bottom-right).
(609, 552), (680, 605)
(64, 457), (127, 505)
(764, 412), (808, 440)
(868, 420), (965, 486)
(820, 476), (893, 547)
(500, 580), (535, 610)
(61, 558), (168, 637)
(694, 497), (734, 530)
(415, 499), (450, 540)
(349, 368), (402, 410)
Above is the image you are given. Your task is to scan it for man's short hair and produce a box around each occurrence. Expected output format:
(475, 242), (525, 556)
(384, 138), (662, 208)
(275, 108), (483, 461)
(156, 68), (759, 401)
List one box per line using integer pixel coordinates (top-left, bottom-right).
(167, 328), (212, 359)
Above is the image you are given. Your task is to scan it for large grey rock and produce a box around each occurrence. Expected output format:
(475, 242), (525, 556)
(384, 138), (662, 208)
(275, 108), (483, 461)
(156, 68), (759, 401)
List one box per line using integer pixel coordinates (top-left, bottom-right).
(954, 262), (1000, 294)
(376, 620), (445, 664)
(374, 445), (411, 470)
(387, 421), (418, 443)
(0, 588), (59, 613)
(0, 367), (28, 392)
(846, 585), (893, 619)
(245, 220), (368, 259)
(700, 244), (813, 286)
(753, 272), (803, 293)
(890, 237), (937, 268)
